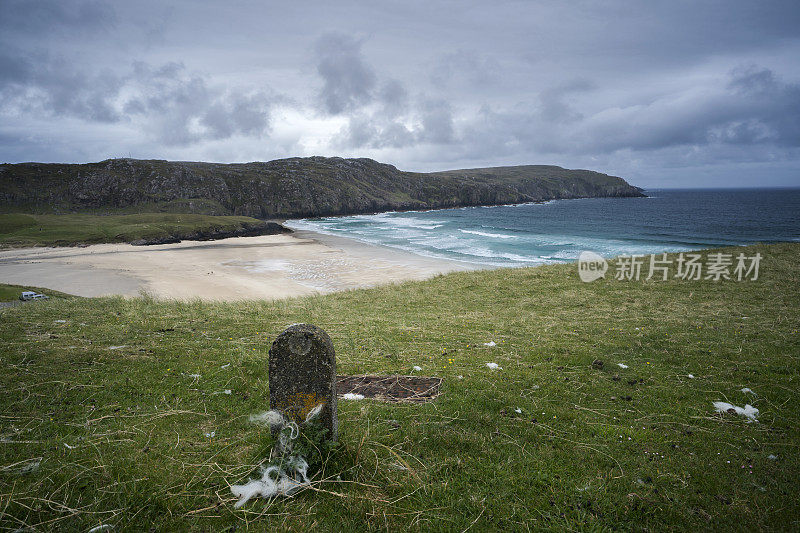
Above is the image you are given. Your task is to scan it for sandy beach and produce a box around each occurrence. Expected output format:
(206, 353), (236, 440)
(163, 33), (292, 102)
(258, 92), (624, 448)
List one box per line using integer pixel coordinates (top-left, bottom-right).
(0, 230), (479, 301)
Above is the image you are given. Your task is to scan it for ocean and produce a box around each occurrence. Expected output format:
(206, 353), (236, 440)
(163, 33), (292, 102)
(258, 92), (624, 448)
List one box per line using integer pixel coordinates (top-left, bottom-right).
(285, 189), (800, 267)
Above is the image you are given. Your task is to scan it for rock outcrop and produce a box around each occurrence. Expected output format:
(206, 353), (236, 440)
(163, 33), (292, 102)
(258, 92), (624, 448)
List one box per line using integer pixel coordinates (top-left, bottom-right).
(0, 157), (645, 217)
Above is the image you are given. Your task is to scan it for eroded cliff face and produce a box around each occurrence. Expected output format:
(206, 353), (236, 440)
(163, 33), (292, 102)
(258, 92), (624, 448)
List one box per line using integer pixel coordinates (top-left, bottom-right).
(0, 156), (645, 217)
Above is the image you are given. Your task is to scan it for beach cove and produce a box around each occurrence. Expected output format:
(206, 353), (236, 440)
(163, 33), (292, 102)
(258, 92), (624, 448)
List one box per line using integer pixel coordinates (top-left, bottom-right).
(0, 230), (479, 300)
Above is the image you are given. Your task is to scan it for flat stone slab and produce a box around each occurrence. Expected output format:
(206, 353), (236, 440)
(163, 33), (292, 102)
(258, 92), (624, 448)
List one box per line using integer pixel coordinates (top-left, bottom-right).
(336, 375), (442, 403)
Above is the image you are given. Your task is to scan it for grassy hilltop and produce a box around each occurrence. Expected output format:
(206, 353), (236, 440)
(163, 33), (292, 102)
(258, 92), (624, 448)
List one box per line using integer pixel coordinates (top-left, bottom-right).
(0, 157), (644, 218)
(0, 243), (798, 531)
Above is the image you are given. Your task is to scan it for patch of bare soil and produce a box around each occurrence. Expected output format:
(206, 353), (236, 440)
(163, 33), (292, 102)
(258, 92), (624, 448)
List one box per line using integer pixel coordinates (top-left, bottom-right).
(336, 375), (442, 403)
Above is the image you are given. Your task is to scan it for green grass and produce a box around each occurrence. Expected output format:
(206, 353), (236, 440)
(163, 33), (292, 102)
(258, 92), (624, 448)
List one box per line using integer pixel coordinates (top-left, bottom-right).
(0, 243), (798, 531)
(0, 213), (271, 248)
(0, 283), (74, 302)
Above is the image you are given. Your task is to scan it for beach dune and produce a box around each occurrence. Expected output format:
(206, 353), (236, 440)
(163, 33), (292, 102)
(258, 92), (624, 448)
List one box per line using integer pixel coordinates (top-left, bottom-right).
(0, 230), (477, 301)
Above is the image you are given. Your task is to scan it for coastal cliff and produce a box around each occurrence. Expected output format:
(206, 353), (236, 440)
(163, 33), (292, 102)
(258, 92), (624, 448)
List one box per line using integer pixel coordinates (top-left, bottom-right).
(0, 156), (645, 218)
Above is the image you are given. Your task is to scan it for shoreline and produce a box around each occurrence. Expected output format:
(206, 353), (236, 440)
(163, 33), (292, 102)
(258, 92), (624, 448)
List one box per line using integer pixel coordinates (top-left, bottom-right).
(278, 193), (652, 225)
(0, 229), (483, 301)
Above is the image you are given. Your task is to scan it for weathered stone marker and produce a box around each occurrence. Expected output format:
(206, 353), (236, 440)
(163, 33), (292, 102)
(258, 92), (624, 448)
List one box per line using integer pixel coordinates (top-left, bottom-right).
(268, 324), (338, 440)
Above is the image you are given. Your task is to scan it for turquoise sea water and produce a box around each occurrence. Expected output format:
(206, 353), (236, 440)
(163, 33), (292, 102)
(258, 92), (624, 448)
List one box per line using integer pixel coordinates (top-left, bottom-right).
(285, 189), (800, 267)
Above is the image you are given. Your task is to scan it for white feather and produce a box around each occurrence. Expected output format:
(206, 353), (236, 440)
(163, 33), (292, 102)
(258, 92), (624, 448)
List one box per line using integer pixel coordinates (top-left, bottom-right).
(304, 403), (324, 422)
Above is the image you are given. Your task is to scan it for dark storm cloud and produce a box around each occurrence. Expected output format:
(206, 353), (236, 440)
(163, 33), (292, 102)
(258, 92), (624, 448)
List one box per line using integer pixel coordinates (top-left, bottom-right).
(724, 66), (800, 146)
(313, 37), (457, 150)
(1, 0), (799, 185)
(314, 36), (454, 150)
(336, 114), (414, 151)
(122, 62), (274, 145)
(315, 33), (377, 115)
(334, 97), (454, 151)
(0, 47), (123, 122)
(457, 65), (800, 161)
(430, 50), (499, 88)
(516, 1), (800, 74)
(0, 0), (116, 36)
(537, 80), (594, 124)
(378, 79), (409, 119)
(0, 49), (275, 145)
(577, 66), (800, 152)
(320, 9), (800, 176)
(417, 99), (454, 144)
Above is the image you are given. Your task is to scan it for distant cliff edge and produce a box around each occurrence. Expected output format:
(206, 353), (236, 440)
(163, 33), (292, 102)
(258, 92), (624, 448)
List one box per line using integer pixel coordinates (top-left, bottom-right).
(0, 157), (645, 218)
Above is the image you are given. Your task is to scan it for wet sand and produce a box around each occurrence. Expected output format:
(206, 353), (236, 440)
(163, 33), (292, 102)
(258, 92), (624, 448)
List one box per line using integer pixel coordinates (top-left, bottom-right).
(0, 230), (480, 301)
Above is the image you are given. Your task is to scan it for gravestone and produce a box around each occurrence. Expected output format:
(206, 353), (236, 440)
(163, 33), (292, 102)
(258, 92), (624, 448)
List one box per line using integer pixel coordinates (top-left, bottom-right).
(268, 324), (338, 440)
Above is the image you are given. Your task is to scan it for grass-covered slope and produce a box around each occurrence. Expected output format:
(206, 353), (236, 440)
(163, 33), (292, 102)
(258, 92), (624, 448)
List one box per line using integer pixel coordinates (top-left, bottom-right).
(0, 157), (644, 218)
(1, 243), (797, 531)
(0, 283), (74, 302)
(0, 213), (286, 248)
(430, 164), (645, 199)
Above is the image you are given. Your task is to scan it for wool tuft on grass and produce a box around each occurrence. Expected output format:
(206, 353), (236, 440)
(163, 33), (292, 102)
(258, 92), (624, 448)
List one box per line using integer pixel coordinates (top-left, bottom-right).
(231, 457), (310, 508)
(249, 410), (286, 428)
(232, 403), (325, 507)
(341, 393), (365, 400)
(713, 401), (759, 422)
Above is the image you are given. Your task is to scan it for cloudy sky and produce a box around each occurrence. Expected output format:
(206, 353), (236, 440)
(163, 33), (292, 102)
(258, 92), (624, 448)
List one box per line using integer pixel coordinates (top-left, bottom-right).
(1, 0), (799, 187)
